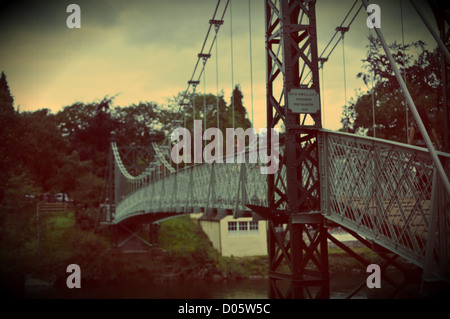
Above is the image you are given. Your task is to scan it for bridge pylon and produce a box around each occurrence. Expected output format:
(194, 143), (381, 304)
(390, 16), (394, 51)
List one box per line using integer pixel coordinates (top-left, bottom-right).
(261, 0), (329, 298)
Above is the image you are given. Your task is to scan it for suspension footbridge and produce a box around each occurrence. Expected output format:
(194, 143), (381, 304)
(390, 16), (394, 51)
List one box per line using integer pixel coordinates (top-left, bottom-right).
(100, 0), (450, 299)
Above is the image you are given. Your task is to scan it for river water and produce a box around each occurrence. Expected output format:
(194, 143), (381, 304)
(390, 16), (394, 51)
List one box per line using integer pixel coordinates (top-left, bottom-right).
(23, 232), (422, 299)
(24, 273), (391, 299)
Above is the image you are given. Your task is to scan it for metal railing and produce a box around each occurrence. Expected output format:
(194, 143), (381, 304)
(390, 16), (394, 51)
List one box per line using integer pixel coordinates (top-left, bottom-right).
(111, 142), (268, 223)
(319, 129), (449, 282)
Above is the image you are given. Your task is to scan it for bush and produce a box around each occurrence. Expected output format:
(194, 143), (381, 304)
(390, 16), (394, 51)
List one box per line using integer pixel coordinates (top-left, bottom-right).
(0, 174), (42, 296)
(75, 207), (99, 230)
(217, 256), (268, 279)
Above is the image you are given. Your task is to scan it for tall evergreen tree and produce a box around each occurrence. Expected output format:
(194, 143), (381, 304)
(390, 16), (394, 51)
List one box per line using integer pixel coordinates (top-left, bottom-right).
(0, 71), (18, 202)
(0, 72), (14, 112)
(229, 84), (252, 130)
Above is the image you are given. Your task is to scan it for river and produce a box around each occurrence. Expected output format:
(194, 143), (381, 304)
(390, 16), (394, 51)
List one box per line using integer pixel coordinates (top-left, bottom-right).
(24, 273), (393, 299)
(22, 231), (423, 299)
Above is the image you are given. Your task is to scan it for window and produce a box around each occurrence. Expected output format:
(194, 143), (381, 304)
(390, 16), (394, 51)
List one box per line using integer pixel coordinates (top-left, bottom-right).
(249, 221), (259, 231)
(228, 220), (259, 236)
(239, 221), (248, 231)
(228, 221), (237, 232)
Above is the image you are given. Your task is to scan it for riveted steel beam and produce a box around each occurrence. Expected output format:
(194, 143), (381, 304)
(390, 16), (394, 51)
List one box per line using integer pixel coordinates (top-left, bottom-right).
(264, 0), (327, 299)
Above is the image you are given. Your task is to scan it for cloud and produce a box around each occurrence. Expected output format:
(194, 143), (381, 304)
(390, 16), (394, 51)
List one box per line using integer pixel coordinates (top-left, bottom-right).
(0, 0), (126, 34)
(119, 0), (217, 49)
(0, 0), (442, 133)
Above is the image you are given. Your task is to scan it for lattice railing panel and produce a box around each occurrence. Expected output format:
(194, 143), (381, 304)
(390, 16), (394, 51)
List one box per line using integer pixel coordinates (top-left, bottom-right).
(321, 130), (449, 273)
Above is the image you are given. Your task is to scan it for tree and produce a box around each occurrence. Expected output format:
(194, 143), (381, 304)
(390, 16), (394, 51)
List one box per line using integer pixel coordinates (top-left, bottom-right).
(164, 85), (252, 134)
(18, 109), (67, 191)
(229, 84), (253, 130)
(0, 71), (19, 202)
(55, 98), (121, 183)
(56, 98), (118, 160)
(56, 102), (97, 142)
(47, 151), (92, 195)
(112, 102), (163, 147)
(0, 72), (14, 112)
(71, 172), (105, 208)
(161, 86), (253, 165)
(342, 36), (446, 144)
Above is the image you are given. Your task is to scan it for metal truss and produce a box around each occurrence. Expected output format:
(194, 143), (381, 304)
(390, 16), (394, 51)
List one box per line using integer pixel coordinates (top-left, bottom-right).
(263, 0), (328, 298)
(327, 222), (424, 299)
(111, 223), (153, 251)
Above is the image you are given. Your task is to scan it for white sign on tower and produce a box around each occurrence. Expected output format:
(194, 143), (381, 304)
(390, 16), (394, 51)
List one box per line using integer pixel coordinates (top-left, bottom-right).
(288, 88), (320, 114)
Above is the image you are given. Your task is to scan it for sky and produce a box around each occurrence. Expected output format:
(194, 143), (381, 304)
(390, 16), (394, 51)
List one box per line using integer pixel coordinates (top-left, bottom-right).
(0, 0), (439, 132)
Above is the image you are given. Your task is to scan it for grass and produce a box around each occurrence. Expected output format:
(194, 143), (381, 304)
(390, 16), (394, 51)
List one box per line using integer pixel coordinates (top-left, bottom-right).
(159, 216), (269, 280)
(328, 246), (384, 274)
(217, 256), (268, 279)
(40, 211), (75, 249)
(159, 215), (216, 258)
(159, 216), (221, 280)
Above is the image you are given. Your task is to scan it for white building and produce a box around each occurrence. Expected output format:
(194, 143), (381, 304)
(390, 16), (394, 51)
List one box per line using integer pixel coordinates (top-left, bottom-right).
(192, 211), (268, 257)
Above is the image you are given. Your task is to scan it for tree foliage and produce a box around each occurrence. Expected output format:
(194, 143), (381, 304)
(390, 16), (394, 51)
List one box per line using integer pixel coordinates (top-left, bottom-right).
(0, 71), (256, 295)
(165, 85), (252, 134)
(341, 36), (446, 145)
(19, 109), (67, 190)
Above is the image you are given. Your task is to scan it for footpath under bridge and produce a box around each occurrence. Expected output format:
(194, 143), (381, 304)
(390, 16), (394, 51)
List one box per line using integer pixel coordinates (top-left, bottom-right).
(102, 129), (450, 294)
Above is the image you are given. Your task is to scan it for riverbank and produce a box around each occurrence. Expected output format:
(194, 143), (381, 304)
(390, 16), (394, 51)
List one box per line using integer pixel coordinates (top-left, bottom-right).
(156, 217), (384, 281)
(1, 211), (387, 297)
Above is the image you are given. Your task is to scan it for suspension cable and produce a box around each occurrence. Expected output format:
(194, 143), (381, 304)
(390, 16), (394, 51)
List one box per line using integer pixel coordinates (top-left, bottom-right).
(183, 102), (187, 129)
(230, 0), (235, 130)
(203, 57), (207, 148)
(301, 0), (363, 84)
(340, 29), (349, 132)
(248, 0), (254, 127)
(193, 89), (196, 121)
(401, 0), (408, 143)
(369, 28), (376, 137)
(189, 81), (199, 124)
(170, 0), (229, 131)
(215, 23), (220, 130)
(321, 1), (363, 62)
(320, 59), (325, 127)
